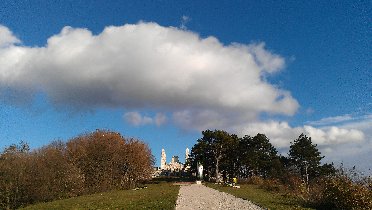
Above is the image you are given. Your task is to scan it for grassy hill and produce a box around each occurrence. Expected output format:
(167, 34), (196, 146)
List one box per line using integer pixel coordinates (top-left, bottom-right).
(21, 180), (319, 210)
(21, 182), (179, 210)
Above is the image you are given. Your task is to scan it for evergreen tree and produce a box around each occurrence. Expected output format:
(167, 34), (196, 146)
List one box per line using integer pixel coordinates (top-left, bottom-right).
(190, 130), (237, 182)
(239, 134), (280, 178)
(288, 133), (323, 182)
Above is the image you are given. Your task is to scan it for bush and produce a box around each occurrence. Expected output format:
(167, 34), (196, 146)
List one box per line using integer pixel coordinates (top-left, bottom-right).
(28, 141), (84, 202)
(322, 175), (372, 209)
(0, 142), (32, 209)
(261, 178), (282, 192)
(248, 176), (264, 185)
(282, 173), (306, 194)
(0, 130), (155, 209)
(305, 167), (372, 210)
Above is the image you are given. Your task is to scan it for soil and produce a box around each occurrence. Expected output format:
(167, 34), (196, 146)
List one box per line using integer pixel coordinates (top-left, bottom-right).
(175, 184), (262, 210)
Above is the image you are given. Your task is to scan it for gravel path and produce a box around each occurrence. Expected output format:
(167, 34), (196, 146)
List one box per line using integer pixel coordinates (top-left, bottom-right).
(175, 184), (262, 210)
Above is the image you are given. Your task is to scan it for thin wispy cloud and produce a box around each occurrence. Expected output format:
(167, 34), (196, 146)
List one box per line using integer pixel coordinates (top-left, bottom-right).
(124, 112), (167, 127)
(180, 15), (190, 30)
(307, 114), (353, 126)
(306, 114), (372, 126)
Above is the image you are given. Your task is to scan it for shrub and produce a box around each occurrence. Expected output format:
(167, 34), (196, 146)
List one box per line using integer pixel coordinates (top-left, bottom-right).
(0, 142), (32, 209)
(248, 176), (264, 185)
(260, 178), (282, 192)
(322, 175), (372, 209)
(67, 130), (154, 192)
(0, 130), (155, 209)
(282, 173), (305, 193)
(28, 141), (84, 202)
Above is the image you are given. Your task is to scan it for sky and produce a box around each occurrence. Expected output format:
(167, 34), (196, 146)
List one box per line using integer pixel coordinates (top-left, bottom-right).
(0, 1), (371, 173)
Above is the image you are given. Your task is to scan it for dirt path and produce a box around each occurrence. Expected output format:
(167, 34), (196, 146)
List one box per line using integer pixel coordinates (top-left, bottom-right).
(175, 184), (262, 210)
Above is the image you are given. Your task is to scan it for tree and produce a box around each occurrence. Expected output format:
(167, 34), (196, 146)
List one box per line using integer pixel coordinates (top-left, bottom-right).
(0, 141), (31, 209)
(239, 134), (280, 178)
(0, 130), (154, 208)
(190, 130), (237, 182)
(66, 129), (154, 192)
(288, 133), (323, 184)
(122, 139), (154, 189)
(319, 162), (336, 177)
(28, 140), (84, 202)
(219, 133), (240, 181)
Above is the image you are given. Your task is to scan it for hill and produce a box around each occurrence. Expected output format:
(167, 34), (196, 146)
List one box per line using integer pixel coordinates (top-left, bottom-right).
(21, 182), (178, 210)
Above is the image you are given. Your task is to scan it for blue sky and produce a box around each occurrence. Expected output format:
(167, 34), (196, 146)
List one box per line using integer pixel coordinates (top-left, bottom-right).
(0, 1), (370, 172)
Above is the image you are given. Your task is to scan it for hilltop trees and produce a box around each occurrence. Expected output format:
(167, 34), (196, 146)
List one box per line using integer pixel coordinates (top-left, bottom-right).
(0, 130), (154, 209)
(190, 131), (339, 185)
(190, 131), (281, 182)
(189, 130), (370, 209)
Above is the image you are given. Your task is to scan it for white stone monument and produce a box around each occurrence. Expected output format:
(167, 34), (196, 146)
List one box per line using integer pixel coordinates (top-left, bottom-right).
(185, 147), (190, 162)
(161, 148), (166, 170)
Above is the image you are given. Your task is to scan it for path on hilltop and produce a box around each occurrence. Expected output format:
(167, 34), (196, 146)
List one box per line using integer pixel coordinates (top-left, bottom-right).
(175, 184), (262, 210)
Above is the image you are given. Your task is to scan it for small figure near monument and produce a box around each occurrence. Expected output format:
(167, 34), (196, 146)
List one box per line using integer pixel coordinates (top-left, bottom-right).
(232, 177), (237, 186)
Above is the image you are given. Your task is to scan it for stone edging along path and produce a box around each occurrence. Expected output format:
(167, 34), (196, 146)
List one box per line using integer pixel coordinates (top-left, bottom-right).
(175, 183), (262, 210)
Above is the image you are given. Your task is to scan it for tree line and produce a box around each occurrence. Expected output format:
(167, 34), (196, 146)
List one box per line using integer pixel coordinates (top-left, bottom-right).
(0, 130), (154, 209)
(188, 130), (372, 209)
(189, 130), (332, 183)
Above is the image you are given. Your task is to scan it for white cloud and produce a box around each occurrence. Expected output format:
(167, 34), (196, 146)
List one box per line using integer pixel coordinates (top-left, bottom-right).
(0, 25), (20, 48)
(305, 126), (364, 145)
(241, 115), (371, 173)
(124, 111), (167, 126)
(307, 114), (353, 126)
(245, 42), (285, 73)
(1, 23), (370, 171)
(319, 115), (372, 172)
(0, 22), (298, 131)
(124, 112), (144, 126)
(241, 121), (301, 148)
(241, 120), (365, 148)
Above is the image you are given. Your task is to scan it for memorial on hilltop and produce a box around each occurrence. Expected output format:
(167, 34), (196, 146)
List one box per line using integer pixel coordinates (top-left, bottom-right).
(153, 148), (190, 177)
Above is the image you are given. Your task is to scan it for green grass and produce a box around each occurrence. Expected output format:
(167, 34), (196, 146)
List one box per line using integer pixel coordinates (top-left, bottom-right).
(21, 182), (179, 210)
(205, 183), (314, 210)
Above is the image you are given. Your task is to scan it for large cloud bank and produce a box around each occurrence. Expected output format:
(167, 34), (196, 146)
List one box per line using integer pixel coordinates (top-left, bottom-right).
(0, 22), (297, 126)
(0, 23), (368, 156)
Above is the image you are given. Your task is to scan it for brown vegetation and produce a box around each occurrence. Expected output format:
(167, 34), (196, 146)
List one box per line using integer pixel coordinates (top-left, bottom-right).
(0, 130), (154, 209)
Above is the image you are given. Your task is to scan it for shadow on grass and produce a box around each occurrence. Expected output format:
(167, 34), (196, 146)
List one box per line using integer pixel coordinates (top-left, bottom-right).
(150, 176), (196, 183)
(205, 183), (314, 210)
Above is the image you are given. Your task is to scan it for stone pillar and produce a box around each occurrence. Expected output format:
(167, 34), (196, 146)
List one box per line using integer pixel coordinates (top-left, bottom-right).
(161, 149), (166, 169)
(185, 147), (189, 163)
